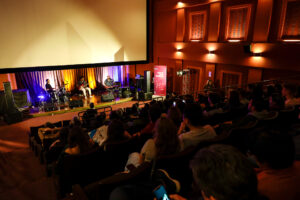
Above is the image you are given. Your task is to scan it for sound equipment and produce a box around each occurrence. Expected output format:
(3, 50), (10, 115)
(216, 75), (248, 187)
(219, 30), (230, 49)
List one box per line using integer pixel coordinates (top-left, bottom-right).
(121, 87), (132, 98)
(3, 82), (23, 124)
(69, 99), (83, 109)
(101, 93), (115, 102)
(144, 92), (153, 100)
(144, 70), (151, 93)
(44, 102), (57, 112)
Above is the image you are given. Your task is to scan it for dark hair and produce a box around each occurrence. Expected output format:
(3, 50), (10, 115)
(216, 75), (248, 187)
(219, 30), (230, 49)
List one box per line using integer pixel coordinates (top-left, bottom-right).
(68, 127), (91, 153)
(252, 98), (267, 112)
(89, 103), (95, 109)
(267, 85), (275, 97)
(208, 92), (221, 105)
(183, 103), (203, 127)
(269, 93), (284, 110)
(109, 110), (122, 120)
(283, 83), (297, 97)
(190, 144), (258, 200)
(105, 120), (126, 144)
(46, 79), (49, 82)
(45, 122), (55, 128)
(250, 130), (295, 169)
(149, 104), (162, 123)
(71, 117), (81, 127)
(154, 117), (180, 156)
(229, 90), (240, 107)
(59, 127), (69, 144)
(167, 106), (182, 129)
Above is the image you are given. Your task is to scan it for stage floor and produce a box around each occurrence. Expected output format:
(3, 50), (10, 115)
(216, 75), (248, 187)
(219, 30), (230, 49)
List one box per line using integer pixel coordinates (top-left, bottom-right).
(29, 94), (134, 118)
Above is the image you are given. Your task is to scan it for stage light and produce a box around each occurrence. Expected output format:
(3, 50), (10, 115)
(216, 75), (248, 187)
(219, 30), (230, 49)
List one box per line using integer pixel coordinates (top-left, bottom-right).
(252, 52), (262, 57)
(283, 39), (300, 42)
(208, 50), (215, 54)
(38, 95), (45, 100)
(228, 39), (241, 43)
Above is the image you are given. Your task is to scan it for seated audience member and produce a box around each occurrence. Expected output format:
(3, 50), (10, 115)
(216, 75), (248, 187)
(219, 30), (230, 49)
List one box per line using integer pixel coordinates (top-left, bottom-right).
(169, 144), (261, 200)
(38, 122), (61, 145)
(167, 106), (182, 130)
(203, 92), (223, 117)
(248, 98), (271, 120)
(269, 93), (285, 111)
(101, 120), (131, 149)
(69, 116), (82, 128)
(46, 127), (69, 163)
(64, 127), (93, 155)
(282, 83), (300, 106)
(240, 89), (250, 105)
(140, 116), (181, 162)
(113, 144), (261, 200)
(250, 130), (300, 200)
(223, 90), (243, 112)
(178, 103), (216, 150)
(133, 103), (162, 137)
(83, 103), (97, 120)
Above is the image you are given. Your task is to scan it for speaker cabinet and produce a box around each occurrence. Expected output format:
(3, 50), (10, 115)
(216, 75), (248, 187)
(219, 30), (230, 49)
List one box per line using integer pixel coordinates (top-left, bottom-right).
(69, 100), (83, 109)
(101, 93), (115, 102)
(144, 71), (151, 93)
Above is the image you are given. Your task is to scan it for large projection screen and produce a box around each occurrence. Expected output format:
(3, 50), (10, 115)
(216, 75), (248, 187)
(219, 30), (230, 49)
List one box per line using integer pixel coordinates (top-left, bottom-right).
(0, 0), (148, 71)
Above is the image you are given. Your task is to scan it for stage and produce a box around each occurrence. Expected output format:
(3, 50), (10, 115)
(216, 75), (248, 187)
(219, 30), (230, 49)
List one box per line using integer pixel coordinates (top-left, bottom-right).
(29, 94), (135, 118)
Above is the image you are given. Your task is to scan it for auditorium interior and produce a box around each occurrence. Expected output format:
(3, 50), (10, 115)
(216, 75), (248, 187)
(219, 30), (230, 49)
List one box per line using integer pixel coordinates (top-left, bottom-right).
(0, 0), (300, 200)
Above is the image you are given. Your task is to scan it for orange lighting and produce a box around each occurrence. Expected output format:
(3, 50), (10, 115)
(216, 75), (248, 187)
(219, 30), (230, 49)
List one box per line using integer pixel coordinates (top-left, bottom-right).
(283, 39), (300, 42)
(191, 40), (200, 42)
(228, 39), (241, 43)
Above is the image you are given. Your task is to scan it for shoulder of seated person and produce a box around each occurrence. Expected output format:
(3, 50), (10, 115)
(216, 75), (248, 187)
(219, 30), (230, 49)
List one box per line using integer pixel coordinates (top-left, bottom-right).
(65, 146), (80, 155)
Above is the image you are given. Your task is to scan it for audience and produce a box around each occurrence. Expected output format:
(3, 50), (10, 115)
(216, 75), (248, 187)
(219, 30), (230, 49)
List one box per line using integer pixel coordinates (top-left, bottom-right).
(167, 106), (182, 130)
(282, 83), (300, 106)
(178, 103), (216, 150)
(250, 130), (300, 200)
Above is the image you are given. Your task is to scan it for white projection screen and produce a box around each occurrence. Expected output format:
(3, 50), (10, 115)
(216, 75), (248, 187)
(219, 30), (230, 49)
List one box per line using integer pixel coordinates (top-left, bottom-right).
(0, 0), (148, 71)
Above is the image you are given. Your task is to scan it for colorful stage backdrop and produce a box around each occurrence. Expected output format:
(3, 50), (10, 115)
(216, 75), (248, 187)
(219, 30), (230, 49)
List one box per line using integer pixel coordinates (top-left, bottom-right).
(3, 66), (130, 103)
(154, 65), (167, 96)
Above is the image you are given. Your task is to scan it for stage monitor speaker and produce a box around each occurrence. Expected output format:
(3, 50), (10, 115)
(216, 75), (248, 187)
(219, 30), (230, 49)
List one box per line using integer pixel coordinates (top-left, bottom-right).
(44, 102), (57, 112)
(144, 92), (153, 100)
(101, 93), (115, 102)
(3, 82), (23, 124)
(144, 71), (151, 93)
(69, 99), (83, 109)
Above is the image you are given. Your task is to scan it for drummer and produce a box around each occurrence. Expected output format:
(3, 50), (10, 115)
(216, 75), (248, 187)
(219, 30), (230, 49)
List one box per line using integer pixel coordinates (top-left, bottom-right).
(45, 79), (54, 93)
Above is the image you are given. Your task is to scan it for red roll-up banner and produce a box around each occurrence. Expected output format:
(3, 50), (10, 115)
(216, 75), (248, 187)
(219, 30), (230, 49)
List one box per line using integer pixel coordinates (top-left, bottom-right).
(154, 65), (167, 96)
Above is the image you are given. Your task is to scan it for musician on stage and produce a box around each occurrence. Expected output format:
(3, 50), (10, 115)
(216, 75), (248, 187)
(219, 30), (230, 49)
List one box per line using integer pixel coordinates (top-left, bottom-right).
(45, 79), (54, 93)
(104, 75), (114, 89)
(78, 76), (92, 98)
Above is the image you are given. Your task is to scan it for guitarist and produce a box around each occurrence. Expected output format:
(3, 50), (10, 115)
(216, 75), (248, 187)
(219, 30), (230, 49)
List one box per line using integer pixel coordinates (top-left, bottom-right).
(104, 75), (114, 90)
(78, 76), (92, 98)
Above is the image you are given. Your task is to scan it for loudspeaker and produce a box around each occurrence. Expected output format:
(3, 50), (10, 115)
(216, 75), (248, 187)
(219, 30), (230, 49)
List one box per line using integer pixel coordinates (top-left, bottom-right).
(144, 92), (153, 100)
(69, 100), (83, 109)
(44, 102), (57, 112)
(144, 71), (151, 93)
(101, 93), (115, 102)
(122, 89), (132, 98)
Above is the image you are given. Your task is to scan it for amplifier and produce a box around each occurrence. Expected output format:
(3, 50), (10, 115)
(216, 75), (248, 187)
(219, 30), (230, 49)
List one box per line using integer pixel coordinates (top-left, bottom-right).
(44, 102), (57, 112)
(69, 100), (83, 109)
(101, 93), (114, 102)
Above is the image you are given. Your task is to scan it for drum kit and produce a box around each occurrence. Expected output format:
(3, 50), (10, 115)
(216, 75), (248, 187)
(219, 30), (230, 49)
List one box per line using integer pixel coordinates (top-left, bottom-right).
(48, 83), (69, 104)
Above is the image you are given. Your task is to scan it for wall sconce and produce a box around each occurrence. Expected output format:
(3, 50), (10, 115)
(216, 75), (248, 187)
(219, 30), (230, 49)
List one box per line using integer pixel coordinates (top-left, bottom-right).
(177, 1), (184, 8)
(228, 39), (241, 43)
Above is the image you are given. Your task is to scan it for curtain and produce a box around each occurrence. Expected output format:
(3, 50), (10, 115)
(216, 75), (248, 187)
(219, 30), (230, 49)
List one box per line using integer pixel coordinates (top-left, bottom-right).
(15, 70), (64, 103)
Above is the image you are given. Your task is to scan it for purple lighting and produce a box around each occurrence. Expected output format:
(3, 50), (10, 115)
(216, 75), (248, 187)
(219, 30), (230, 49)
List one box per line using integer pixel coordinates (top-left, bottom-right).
(38, 95), (45, 100)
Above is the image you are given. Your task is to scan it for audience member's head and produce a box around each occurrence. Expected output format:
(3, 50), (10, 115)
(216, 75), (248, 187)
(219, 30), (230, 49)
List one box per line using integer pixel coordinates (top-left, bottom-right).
(208, 92), (221, 107)
(183, 103), (203, 127)
(106, 120), (127, 144)
(167, 106), (182, 129)
(266, 85), (275, 97)
(59, 127), (69, 144)
(71, 116), (82, 127)
(149, 103), (162, 123)
(89, 102), (95, 109)
(250, 130), (295, 169)
(269, 93), (285, 110)
(228, 90), (241, 107)
(68, 127), (91, 153)
(251, 98), (267, 112)
(45, 122), (55, 128)
(154, 116), (180, 156)
(282, 83), (297, 98)
(190, 144), (258, 200)
(109, 110), (122, 120)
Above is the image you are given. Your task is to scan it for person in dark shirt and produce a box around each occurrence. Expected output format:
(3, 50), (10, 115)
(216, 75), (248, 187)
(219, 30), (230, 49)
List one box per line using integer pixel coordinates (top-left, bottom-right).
(45, 79), (54, 93)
